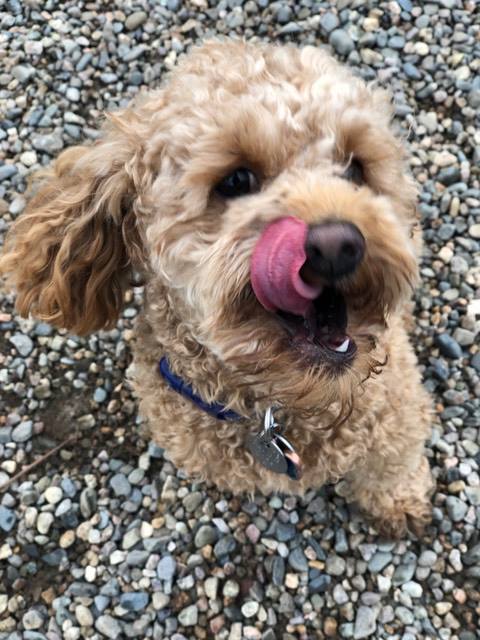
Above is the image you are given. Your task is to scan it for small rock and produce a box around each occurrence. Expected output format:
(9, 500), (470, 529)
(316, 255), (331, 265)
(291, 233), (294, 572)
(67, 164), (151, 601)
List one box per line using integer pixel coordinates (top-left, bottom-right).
(288, 547), (309, 572)
(320, 12), (339, 33)
(75, 605), (93, 627)
(326, 554), (346, 576)
(93, 388), (107, 403)
(95, 615), (122, 639)
(45, 487), (63, 504)
(468, 224), (480, 239)
(9, 195), (26, 215)
(368, 552), (392, 573)
(22, 609), (45, 630)
(272, 556), (285, 586)
(125, 11), (147, 30)
(183, 491), (203, 512)
(223, 579), (240, 598)
(194, 524), (217, 548)
(213, 535), (236, 558)
(37, 512), (54, 534)
(178, 605), (198, 627)
(435, 334), (463, 359)
(31, 133), (64, 154)
(392, 563), (416, 585)
(241, 601), (259, 618)
(453, 328), (475, 346)
(204, 577), (219, 600)
(109, 474), (131, 497)
(12, 421), (33, 443)
(446, 496), (468, 522)
(402, 581), (423, 598)
(152, 593), (170, 610)
(119, 592), (149, 612)
(122, 528), (141, 550)
(66, 87), (80, 102)
(157, 555), (176, 581)
(329, 29), (355, 56)
(0, 506), (16, 532)
(20, 151), (37, 167)
(309, 574), (331, 594)
(418, 550), (437, 567)
(9, 334), (34, 357)
(0, 164), (18, 181)
(354, 606), (378, 639)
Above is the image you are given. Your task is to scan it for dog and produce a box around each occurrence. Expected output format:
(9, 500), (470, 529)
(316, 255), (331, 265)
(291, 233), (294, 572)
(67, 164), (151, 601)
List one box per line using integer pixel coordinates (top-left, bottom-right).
(0, 40), (434, 538)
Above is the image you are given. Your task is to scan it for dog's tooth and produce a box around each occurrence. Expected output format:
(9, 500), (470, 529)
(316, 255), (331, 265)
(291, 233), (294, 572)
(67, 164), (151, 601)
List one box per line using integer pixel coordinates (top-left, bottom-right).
(335, 338), (350, 353)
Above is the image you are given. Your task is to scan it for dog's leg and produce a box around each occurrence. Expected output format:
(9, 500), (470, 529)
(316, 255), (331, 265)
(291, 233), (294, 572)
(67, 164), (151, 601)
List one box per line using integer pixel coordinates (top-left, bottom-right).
(347, 432), (434, 539)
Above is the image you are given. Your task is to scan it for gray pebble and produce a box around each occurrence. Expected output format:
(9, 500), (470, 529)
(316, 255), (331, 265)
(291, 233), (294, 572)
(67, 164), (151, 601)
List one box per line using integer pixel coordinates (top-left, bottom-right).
(446, 496), (468, 522)
(368, 552), (392, 573)
(435, 334), (463, 359)
(157, 555), (176, 581)
(95, 615), (122, 639)
(213, 535), (237, 558)
(326, 554), (346, 576)
(288, 547), (309, 572)
(0, 164), (18, 181)
(31, 133), (64, 154)
(12, 420), (33, 443)
(275, 522), (296, 542)
(309, 574), (331, 594)
(453, 328), (475, 346)
(392, 563), (416, 585)
(329, 29), (355, 56)
(418, 550), (437, 567)
(178, 605), (198, 627)
(119, 592), (149, 612)
(22, 609), (44, 630)
(9, 334), (34, 357)
(354, 606), (378, 639)
(66, 87), (80, 102)
(80, 488), (97, 518)
(320, 12), (339, 33)
(93, 388), (107, 403)
(183, 491), (202, 512)
(272, 556), (285, 586)
(0, 505), (16, 532)
(194, 524), (217, 548)
(109, 473), (131, 497)
(125, 11), (148, 31)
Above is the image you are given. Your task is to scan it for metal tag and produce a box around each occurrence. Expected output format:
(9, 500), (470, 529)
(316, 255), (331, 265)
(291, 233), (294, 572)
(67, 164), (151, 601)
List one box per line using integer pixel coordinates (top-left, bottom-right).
(246, 407), (303, 480)
(246, 432), (289, 475)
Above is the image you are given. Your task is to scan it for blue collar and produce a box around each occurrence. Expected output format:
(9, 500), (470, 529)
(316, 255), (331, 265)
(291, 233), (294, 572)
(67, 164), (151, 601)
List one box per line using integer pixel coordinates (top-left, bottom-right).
(158, 357), (242, 422)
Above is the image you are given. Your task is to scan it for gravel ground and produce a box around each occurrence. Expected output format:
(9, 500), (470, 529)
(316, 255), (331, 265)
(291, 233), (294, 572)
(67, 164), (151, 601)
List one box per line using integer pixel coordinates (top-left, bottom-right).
(1, 1), (479, 639)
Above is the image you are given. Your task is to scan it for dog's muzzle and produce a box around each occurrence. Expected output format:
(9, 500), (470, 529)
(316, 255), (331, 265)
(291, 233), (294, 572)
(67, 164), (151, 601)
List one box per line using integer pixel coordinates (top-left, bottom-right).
(250, 216), (365, 362)
(250, 215), (365, 316)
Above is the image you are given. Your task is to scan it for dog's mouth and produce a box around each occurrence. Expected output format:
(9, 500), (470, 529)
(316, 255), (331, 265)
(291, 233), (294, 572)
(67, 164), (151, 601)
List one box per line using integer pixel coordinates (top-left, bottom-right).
(276, 286), (357, 365)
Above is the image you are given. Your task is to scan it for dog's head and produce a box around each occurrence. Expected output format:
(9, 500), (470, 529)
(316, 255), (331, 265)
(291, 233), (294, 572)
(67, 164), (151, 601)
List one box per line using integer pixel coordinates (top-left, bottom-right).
(1, 41), (419, 417)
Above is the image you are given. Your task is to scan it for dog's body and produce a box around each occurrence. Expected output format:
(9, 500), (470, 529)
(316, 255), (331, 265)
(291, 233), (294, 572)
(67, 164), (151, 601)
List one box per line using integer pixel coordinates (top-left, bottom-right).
(0, 41), (433, 538)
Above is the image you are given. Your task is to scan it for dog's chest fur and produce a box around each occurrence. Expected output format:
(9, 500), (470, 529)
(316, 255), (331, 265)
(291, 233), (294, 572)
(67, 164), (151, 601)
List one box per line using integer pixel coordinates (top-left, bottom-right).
(132, 305), (430, 496)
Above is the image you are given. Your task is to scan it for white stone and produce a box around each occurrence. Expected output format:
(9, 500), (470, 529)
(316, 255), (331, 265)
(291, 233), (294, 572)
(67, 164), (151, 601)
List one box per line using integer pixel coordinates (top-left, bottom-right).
(44, 486), (63, 504)
(37, 512), (54, 534)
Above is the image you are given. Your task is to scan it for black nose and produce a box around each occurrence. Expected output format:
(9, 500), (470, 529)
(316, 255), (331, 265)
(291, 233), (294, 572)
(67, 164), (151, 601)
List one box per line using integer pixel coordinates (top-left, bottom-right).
(302, 221), (365, 282)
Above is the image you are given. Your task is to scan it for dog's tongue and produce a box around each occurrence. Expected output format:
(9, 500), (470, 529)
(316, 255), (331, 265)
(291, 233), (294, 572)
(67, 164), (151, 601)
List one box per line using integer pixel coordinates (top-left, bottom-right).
(251, 216), (323, 316)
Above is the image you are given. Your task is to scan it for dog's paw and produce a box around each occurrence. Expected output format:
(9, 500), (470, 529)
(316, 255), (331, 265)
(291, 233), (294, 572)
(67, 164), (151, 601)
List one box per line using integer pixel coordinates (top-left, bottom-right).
(372, 499), (432, 540)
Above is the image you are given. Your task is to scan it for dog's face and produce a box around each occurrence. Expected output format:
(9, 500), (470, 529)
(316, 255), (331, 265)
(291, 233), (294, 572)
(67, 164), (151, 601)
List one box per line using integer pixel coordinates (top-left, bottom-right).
(1, 41), (419, 416)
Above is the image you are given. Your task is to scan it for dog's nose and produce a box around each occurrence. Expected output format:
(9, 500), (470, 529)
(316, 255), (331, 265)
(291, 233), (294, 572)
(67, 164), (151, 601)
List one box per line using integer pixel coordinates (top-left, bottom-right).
(302, 221), (365, 282)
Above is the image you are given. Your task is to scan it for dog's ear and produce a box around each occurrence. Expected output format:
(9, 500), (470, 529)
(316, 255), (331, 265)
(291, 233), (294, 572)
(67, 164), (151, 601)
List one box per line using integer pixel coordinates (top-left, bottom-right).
(0, 114), (146, 335)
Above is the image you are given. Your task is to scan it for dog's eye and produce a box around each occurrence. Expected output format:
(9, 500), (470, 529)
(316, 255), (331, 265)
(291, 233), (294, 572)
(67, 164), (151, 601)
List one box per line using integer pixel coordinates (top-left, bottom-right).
(215, 168), (259, 198)
(343, 158), (365, 185)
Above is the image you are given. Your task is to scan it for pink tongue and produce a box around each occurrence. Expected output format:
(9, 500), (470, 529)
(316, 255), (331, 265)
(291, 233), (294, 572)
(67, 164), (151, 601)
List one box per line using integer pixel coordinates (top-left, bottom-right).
(251, 216), (323, 316)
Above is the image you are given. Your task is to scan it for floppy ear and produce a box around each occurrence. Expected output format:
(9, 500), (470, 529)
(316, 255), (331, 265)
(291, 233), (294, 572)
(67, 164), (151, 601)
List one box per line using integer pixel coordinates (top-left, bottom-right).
(0, 113), (145, 335)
